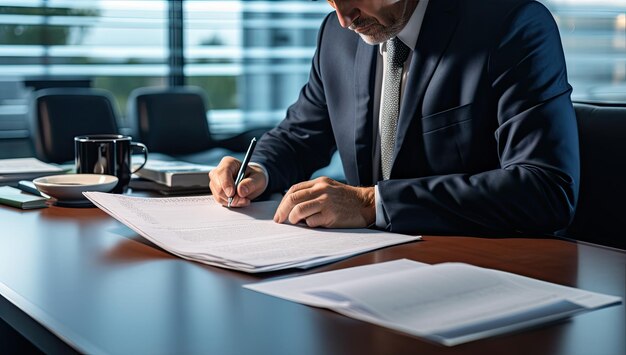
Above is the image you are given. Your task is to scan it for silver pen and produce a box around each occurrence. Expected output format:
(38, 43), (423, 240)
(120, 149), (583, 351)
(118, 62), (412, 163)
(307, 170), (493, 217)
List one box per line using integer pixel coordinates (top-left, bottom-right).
(228, 137), (257, 208)
(17, 180), (50, 198)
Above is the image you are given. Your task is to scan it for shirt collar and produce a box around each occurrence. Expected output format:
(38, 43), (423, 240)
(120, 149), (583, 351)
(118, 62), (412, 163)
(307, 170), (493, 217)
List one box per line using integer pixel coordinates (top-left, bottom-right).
(379, 0), (429, 54)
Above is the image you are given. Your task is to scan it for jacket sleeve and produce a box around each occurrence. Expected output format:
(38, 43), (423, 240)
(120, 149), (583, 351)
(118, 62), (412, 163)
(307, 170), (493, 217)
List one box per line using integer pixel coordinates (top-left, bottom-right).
(251, 13), (337, 195)
(378, 2), (580, 236)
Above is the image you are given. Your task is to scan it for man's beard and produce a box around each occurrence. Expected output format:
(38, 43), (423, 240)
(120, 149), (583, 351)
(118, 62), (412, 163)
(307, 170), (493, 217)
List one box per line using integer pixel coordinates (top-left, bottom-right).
(348, 0), (413, 45)
(353, 20), (405, 45)
(349, 13), (409, 45)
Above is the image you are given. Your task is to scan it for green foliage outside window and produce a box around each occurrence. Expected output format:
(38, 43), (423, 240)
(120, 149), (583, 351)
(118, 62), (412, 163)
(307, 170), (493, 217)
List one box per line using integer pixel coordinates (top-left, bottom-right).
(0, 6), (99, 45)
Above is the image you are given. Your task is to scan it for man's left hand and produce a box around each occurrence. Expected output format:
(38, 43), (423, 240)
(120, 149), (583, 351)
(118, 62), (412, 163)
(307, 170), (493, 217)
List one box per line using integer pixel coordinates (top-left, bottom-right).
(273, 177), (376, 228)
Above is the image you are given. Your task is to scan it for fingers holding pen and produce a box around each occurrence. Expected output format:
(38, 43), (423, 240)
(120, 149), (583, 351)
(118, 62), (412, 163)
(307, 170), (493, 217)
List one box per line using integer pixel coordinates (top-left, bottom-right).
(209, 156), (241, 206)
(227, 137), (258, 208)
(228, 168), (266, 207)
(209, 158), (267, 208)
(236, 167), (266, 198)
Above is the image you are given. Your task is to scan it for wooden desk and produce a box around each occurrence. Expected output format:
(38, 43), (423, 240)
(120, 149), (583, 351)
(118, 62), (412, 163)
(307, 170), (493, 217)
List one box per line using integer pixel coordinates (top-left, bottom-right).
(0, 203), (624, 355)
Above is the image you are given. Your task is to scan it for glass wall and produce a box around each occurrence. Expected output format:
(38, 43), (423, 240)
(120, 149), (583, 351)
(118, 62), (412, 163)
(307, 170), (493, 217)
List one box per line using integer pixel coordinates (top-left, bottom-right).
(0, 0), (169, 157)
(541, 0), (626, 103)
(0, 0), (624, 158)
(183, 0), (327, 134)
(0, 0), (168, 125)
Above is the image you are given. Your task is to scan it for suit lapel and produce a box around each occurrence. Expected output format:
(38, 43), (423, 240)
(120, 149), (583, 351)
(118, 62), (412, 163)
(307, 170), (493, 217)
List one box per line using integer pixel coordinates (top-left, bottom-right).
(392, 0), (461, 177)
(353, 39), (377, 186)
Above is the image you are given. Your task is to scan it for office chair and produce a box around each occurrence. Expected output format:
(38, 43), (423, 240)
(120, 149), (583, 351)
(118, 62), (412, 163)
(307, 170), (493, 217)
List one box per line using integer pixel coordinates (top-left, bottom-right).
(29, 87), (120, 164)
(127, 86), (269, 165)
(566, 102), (626, 250)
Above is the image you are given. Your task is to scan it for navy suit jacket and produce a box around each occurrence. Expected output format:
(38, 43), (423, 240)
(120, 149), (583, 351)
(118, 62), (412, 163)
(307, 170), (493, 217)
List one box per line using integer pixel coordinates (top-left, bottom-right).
(252, 0), (580, 236)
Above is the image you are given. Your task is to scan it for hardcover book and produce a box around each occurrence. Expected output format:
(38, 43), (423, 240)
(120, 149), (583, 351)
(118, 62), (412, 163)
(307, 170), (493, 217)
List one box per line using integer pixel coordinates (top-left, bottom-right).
(135, 160), (214, 188)
(128, 177), (211, 195)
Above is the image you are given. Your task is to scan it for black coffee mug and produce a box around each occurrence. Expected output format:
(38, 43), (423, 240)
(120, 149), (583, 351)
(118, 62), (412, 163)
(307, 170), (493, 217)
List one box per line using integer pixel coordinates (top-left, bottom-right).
(74, 134), (148, 193)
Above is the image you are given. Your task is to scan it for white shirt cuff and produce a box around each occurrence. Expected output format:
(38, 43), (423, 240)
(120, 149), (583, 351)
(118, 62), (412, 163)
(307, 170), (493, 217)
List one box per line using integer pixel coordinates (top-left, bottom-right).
(248, 162), (269, 194)
(375, 184), (388, 229)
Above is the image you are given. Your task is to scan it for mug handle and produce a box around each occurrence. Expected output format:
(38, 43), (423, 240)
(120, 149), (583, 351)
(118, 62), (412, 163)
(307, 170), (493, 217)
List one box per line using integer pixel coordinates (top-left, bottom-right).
(130, 142), (149, 174)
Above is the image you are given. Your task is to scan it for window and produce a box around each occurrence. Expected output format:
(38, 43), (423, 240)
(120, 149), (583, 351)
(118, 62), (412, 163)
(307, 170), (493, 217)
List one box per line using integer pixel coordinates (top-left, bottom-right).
(0, 0), (169, 157)
(0, 0), (169, 122)
(541, 0), (626, 103)
(183, 0), (327, 134)
(0, 0), (624, 159)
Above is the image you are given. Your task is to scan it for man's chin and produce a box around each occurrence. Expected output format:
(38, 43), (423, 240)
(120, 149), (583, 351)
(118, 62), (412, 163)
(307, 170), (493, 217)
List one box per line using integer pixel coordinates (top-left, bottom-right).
(358, 33), (389, 45)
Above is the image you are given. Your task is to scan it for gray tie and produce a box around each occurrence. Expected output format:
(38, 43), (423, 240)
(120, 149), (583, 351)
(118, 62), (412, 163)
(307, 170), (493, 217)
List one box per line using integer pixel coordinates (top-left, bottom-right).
(380, 37), (410, 180)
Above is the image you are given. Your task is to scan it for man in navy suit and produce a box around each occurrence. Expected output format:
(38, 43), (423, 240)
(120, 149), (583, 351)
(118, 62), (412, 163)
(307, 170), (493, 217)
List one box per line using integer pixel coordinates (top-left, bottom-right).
(209, 0), (580, 236)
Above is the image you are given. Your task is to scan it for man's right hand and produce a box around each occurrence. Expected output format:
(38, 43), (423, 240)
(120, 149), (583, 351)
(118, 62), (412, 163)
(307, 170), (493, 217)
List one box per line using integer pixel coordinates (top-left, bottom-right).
(208, 156), (267, 207)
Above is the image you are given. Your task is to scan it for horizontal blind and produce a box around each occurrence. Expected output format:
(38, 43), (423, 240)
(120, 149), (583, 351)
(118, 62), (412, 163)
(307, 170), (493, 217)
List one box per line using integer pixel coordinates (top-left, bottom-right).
(0, 0), (624, 146)
(0, 0), (168, 121)
(541, 0), (626, 103)
(183, 0), (328, 134)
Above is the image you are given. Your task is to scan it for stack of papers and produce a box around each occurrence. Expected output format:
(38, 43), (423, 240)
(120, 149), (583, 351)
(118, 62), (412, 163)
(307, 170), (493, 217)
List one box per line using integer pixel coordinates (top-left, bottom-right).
(245, 259), (622, 346)
(83, 192), (421, 272)
(0, 158), (65, 185)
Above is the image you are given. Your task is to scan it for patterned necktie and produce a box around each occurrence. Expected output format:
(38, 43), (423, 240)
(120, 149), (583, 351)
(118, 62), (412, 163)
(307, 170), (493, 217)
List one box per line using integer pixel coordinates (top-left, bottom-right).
(380, 37), (410, 180)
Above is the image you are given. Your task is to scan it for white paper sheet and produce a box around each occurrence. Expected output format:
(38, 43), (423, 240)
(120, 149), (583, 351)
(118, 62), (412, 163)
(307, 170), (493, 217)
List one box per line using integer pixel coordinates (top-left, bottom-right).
(245, 259), (622, 346)
(83, 192), (421, 272)
(0, 158), (64, 174)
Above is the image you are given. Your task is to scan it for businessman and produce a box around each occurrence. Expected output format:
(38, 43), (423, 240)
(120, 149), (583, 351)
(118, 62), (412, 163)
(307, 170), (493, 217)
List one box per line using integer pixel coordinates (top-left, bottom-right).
(209, 0), (580, 236)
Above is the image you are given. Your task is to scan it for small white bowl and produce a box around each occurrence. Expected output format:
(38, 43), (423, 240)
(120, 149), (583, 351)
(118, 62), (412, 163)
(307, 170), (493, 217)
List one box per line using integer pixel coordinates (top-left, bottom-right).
(33, 174), (119, 201)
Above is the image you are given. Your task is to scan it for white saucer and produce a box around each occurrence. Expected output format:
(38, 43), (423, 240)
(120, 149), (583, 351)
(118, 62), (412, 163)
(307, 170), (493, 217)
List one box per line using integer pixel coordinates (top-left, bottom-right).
(53, 199), (95, 208)
(33, 174), (119, 201)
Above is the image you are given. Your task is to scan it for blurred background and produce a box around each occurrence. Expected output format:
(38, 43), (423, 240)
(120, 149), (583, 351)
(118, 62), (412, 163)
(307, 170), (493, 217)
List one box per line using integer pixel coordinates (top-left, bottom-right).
(0, 0), (624, 159)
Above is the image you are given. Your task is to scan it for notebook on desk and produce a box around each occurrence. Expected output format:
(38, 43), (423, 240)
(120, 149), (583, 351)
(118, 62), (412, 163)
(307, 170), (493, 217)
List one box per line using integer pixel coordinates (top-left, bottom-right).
(0, 186), (48, 209)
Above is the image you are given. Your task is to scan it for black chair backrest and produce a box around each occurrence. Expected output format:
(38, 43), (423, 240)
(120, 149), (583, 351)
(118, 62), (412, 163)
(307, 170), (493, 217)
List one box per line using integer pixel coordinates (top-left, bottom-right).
(127, 86), (213, 155)
(568, 103), (626, 250)
(30, 88), (120, 163)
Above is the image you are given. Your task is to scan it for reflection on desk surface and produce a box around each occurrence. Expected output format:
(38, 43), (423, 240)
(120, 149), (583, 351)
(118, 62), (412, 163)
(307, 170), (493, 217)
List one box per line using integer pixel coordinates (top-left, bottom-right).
(0, 203), (624, 355)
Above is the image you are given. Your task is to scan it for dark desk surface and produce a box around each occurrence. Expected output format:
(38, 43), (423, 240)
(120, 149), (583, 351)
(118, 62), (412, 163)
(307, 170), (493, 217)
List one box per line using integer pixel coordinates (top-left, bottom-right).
(0, 203), (624, 355)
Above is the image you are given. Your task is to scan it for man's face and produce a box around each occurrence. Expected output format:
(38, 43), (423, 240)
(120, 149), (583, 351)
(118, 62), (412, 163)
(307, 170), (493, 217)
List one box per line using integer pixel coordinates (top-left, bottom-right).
(326, 0), (418, 44)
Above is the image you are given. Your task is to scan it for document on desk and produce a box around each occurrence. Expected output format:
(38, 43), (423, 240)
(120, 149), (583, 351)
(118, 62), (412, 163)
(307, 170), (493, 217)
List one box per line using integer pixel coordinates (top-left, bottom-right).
(83, 192), (421, 272)
(245, 259), (621, 346)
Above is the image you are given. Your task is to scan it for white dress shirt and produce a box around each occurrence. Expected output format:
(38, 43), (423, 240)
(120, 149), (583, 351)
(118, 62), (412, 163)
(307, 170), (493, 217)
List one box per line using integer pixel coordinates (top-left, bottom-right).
(251, 0), (430, 228)
(375, 0), (429, 228)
